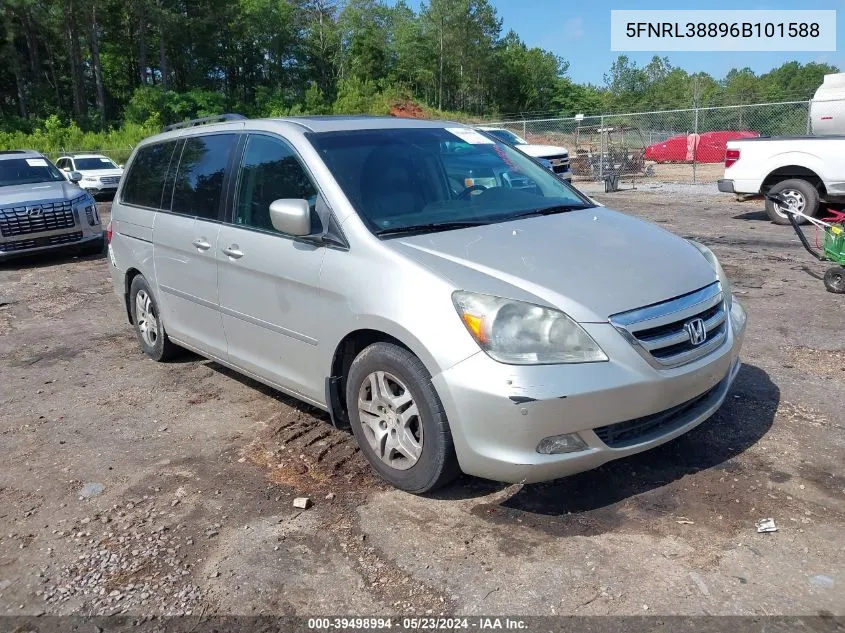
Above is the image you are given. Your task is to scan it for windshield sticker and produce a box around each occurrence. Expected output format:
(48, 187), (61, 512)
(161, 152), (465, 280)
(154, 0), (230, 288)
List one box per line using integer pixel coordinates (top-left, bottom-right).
(446, 128), (494, 145)
(100, 158), (111, 163)
(26, 158), (48, 167)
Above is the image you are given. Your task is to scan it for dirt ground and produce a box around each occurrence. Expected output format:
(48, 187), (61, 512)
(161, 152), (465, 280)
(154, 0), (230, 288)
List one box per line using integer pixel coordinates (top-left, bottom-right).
(1, 189), (844, 618)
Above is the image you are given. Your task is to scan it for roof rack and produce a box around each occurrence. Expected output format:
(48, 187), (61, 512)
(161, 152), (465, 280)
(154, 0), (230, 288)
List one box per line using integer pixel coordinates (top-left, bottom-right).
(163, 113), (246, 132)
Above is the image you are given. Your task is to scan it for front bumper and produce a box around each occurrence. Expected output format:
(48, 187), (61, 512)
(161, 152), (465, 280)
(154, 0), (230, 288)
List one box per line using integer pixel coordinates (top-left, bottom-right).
(433, 299), (747, 484)
(81, 183), (118, 196)
(0, 231), (102, 261)
(717, 179), (735, 193)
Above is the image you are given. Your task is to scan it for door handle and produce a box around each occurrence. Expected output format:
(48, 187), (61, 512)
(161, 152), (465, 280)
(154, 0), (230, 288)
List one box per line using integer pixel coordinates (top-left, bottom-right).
(192, 238), (211, 251)
(222, 245), (244, 259)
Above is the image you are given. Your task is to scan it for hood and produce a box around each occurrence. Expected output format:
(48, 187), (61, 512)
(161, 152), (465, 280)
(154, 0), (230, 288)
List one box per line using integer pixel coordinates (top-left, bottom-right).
(0, 181), (87, 206)
(517, 144), (569, 158)
(386, 207), (717, 323)
(77, 169), (123, 178)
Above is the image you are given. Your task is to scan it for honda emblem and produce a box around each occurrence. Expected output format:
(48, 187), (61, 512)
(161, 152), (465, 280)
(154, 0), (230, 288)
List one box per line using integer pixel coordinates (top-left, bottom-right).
(684, 318), (707, 346)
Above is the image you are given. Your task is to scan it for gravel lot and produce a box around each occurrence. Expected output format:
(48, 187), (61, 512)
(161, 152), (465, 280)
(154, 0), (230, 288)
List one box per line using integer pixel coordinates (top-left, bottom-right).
(1, 189), (844, 617)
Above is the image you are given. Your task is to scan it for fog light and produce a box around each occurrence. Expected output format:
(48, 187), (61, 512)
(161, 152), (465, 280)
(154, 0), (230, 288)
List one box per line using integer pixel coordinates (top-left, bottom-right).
(536, 433), (588, 455)
(730, 297), (746, 332)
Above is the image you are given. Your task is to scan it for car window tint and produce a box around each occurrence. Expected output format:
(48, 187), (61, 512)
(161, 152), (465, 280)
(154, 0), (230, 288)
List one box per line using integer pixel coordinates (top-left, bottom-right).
(171, 134), (236, 221)
(233, 134), (318, 234)
(160, 139), (184, 211)
(121, 141), (178, 208)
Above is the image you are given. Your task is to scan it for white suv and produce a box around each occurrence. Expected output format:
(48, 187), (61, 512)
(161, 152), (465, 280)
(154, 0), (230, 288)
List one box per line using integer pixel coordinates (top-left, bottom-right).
(57, 154), (124, 199)
(476, 127), (572, 180)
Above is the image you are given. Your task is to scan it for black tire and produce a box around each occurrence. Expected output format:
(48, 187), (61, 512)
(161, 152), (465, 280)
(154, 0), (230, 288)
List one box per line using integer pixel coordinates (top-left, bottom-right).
(824, 267), (845, 294)
(129, 275), (180, 361)
(765, 179), (820, 225)
(80, 235), (105, 256)
(345, 342), (460, 493)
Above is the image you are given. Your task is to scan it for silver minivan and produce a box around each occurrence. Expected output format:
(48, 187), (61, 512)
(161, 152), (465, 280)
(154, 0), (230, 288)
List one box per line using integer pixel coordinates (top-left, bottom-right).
(108, 115), (747, 493)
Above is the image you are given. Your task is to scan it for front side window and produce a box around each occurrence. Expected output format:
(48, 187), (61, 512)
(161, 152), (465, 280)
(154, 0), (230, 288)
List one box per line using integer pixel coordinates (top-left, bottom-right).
(233, 134), (318, 234)
(171, 134), (236, 221)
(308, 127), (592, 237)
(0, 157), (65, 187)
(121, 141), (178, 208)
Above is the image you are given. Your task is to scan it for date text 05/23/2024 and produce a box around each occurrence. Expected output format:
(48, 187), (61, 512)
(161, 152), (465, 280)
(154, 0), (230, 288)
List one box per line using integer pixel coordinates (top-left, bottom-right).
(307, 618), (528, 630)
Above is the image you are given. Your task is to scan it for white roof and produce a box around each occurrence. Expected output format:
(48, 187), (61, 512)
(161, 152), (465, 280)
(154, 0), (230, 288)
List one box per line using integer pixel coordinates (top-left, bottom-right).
(63, 153), (112, 159)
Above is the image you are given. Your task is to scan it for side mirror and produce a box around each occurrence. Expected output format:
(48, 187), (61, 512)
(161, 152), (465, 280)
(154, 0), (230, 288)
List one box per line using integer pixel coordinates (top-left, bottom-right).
(118, 164), (124, 169)
(68, 171), (83, 183)
(269, 198), (311, 236)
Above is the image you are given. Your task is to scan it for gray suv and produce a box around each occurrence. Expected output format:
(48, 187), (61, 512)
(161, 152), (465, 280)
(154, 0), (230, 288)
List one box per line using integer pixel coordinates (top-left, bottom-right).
(108, 115), (747, 493)
(0, 150), (104, 260)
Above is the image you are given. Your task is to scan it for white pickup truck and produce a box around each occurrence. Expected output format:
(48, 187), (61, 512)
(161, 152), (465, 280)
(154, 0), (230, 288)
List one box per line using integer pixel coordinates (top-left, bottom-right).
(717, 136), (845, 224)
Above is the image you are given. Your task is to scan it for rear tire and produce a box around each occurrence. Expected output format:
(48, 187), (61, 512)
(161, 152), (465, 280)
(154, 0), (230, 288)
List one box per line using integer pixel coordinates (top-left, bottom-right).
(345, 342), (460, 493)
(824, 267), (845, 294)
(129, 276), (179, 361)
(765, 179), (820, 225)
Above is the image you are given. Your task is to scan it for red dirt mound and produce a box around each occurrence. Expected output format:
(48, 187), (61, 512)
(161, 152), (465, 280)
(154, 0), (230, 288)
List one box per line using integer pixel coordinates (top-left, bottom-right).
(389, 99), (427, 119)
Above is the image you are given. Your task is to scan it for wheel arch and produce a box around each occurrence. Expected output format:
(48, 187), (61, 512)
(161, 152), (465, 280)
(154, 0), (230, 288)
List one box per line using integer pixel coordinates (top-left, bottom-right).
(325, 324), (443, 429)
(762, 165), (827, 197)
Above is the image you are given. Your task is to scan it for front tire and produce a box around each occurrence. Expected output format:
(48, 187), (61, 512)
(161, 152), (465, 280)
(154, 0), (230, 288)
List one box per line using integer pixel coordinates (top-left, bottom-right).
(824, 267), (845, 294)
(345, 342), (460, 493)
(765, 179), (820, 225)
(129, 276), (179, 361)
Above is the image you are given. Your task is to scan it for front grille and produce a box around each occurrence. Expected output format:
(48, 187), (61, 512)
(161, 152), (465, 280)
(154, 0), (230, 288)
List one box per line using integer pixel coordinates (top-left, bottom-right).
(1, 231), (84, 252)
(594, 382), (721, 448)
(0, 197), (83, 237)
(100, 176), (120, 186)
(610, 282), (728, 368)
(545, 154), (570, 174)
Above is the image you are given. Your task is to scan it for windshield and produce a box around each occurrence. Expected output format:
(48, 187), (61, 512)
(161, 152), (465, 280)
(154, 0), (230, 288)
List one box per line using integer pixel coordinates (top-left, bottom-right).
(485, 129), (528, 145)
(0, 157), (65, 187)
(308, 127), (592, 236)
(74, 156), (118, 170)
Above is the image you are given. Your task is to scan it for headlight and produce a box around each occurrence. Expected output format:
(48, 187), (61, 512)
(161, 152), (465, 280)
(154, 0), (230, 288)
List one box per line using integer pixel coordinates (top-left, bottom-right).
(82, 176), (98, 182)
(689, 241), (732, 310)
(452, 291), (608, 365)
(730, 298), (747, 332)
(73, 196), (99, 225)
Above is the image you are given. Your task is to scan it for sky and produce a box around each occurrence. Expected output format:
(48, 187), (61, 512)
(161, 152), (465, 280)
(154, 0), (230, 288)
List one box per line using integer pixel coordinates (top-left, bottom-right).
(398, 0), (844, 85)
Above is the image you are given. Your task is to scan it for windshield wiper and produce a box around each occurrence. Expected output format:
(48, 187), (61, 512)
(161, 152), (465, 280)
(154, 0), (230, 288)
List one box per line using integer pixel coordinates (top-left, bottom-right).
(376, 220), (490, 237)
(508, 204), (588, 220)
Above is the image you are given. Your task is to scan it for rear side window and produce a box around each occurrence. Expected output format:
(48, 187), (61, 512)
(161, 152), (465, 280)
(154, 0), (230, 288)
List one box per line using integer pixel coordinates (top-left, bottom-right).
(171, 134), (237, 221)
(121, 141), (177, 208)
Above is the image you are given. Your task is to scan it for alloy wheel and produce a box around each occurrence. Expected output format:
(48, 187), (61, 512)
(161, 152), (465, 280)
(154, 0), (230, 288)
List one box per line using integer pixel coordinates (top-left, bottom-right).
(357, 371), (423, 470)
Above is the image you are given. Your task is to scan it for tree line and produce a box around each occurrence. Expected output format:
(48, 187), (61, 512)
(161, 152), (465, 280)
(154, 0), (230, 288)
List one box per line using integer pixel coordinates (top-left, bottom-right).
(0, 0), (839, 137)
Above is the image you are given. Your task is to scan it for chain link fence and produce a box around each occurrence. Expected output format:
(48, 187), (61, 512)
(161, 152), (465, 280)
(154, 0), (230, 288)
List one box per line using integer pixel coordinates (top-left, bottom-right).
(487, 101), (824, 186)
